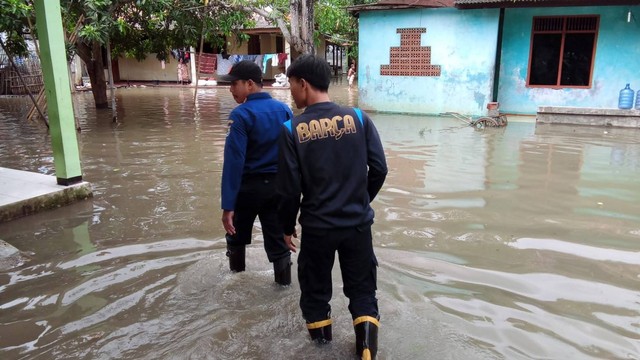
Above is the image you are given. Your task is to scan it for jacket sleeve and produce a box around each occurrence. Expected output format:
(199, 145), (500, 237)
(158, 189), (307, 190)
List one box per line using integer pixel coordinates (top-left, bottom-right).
(285, 106), (294, 121)
(363, 112), (388, 202)
(276, 124), (301, 235)
(221, 110), (248, 210)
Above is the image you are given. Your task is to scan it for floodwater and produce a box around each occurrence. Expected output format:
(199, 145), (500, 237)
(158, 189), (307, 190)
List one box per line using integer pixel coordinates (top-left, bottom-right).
(0, 80), (639, 360)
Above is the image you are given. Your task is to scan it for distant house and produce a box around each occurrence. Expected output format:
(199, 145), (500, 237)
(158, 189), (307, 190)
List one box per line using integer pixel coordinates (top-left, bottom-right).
(350, 0), (640, 115)
(113, 33), (287, 85)
(113, 14), (346, 85)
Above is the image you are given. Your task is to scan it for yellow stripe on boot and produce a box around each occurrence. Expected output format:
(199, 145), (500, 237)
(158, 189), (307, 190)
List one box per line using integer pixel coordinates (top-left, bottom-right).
(354, 316), (379, 359)
(306, 319), (332, 329)
(353, 316), (380, 327)
(362, 348), (372, 360)
(307, 319), (333, 344)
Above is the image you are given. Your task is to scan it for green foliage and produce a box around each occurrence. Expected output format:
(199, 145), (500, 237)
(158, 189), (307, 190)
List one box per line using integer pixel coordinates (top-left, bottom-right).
(53, 0), (253, 61)
(2, 0), (374, 63)
(317, 0), (357, 42)
(315, 0), (375, 59)
(0, 0), (34, 56)
(239, 0), (373, 58)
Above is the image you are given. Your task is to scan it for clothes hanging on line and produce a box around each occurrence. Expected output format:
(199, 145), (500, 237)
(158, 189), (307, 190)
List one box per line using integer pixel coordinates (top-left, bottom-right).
(262, 54), (276, 73)
(216, 53), (288, 76)
(277, 53), (288, 66)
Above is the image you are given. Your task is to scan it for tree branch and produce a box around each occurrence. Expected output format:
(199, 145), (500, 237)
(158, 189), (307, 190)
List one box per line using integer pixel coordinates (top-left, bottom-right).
(241, 5), (294, 52)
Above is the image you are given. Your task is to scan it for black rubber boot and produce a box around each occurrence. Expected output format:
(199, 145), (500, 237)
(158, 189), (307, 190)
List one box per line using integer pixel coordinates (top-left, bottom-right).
(273, 254), (292, 285)
(306, 319), (332, 345)
(226, 244), (245, 272)
(354, 316), (379, 360)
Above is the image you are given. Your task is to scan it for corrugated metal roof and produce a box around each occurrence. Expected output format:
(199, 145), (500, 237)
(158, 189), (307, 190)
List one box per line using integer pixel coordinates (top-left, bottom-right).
(455, 0), (640, 7)
(456, 0), (555, 3)
(348, 0), (454, 15)
(350, 0), (640, 13)
(378, 0), (454, 6)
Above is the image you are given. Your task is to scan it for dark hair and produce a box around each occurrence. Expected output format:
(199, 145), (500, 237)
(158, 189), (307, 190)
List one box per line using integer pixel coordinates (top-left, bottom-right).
(286, 54), (331, 91)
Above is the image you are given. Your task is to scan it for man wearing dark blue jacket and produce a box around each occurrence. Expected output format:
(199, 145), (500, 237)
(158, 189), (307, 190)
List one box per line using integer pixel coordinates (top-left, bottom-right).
(220, 60), (293, 285)
(277, 54), (388, 359)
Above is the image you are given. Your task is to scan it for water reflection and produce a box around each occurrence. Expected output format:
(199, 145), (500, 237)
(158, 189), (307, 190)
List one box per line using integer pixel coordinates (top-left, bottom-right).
(1, 83), (639, 359)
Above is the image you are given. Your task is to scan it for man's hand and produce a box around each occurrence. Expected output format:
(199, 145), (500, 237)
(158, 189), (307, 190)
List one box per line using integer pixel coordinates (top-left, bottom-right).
(284, 230), (297, 252)
(222, 210), (235, 235)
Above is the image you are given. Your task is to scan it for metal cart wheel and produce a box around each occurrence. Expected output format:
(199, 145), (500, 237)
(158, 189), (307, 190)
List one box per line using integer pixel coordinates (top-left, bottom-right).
(474, 117), (499, 129)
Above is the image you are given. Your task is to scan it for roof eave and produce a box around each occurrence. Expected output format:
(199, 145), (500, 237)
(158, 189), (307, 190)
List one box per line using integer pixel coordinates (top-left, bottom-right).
(348, 0), (454, 16)
(455, 0), (640, 10)
(348, 4), (437, 15)
(242, 27), (281, 35)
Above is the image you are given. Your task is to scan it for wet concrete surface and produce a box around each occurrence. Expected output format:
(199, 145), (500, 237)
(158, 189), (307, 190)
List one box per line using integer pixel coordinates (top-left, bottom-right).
(0, 167), (92, 223)
(0, 80), (639, 359)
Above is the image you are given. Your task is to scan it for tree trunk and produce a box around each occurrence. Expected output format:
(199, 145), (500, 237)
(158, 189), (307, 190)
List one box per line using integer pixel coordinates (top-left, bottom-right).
(247, 3), (315, 56)
(76, 41), (109, 109)
(301, 0), (315, 55)
(289, 0), (302, 53)
(287, 0), (314, 55)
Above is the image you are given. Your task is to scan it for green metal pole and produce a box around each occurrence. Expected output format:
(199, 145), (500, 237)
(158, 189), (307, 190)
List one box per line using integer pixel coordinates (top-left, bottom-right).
(34, 0), (83, 185)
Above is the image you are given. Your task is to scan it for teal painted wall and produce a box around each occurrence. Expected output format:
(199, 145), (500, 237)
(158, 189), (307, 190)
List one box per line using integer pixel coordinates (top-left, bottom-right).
(359, 8), (500, 115)
(499, 6), (640, 114)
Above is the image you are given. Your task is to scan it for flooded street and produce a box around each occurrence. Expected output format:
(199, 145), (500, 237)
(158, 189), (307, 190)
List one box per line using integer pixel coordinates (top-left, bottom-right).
(1, 81), (639, 359)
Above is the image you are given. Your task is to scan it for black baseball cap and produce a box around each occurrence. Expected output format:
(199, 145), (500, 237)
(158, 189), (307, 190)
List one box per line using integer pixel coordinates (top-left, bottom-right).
(218, 60), (262, 83)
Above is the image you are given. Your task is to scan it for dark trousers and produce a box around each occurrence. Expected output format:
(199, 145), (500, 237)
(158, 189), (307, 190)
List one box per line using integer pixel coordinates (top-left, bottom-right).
(227, 173), (290, 263)
(298, 223), (379, 323)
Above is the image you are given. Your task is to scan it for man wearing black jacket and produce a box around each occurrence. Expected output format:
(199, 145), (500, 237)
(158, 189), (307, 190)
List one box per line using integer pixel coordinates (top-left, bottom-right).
(277, 54), (388, 359)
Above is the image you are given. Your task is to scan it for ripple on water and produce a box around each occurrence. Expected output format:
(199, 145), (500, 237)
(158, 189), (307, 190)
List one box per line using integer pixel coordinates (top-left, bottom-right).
(2, 86), (640, 359)
(378, 247), (640, 359)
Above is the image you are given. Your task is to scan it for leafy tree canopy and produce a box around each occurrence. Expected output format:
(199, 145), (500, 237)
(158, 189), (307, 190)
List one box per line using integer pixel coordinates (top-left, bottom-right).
(2, 0), (373, 107)
(63, 0), (252, 61)
(0, 0), (33, 56)
(236, 0), (373, 55)
(3, 0), (375, 60)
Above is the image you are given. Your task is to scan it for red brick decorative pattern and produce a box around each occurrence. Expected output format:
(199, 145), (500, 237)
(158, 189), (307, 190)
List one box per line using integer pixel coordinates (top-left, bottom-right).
(381, 28), (441, 77)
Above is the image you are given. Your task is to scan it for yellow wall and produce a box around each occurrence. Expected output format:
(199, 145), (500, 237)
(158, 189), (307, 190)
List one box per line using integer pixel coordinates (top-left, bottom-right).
(117, 54), (182, 82)
(115, 36), (328, 82)
(226, 34), (285, 79)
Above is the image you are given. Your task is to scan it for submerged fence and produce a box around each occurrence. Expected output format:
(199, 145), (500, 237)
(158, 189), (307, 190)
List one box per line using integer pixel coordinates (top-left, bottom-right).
(0, 53), (43, 96)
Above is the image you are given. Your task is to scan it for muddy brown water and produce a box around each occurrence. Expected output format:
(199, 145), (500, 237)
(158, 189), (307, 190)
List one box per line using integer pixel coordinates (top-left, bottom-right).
(0, 81), (639, 359)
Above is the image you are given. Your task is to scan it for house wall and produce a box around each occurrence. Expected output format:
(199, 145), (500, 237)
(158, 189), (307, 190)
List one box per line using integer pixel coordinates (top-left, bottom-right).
(358, 8), (500, 115)
(117, 54), (180, 82)
(228, 37), (249, 54)
(499, 6), (640, 114)
(227, 34), (288, 79)
(115, 34), (323, 82)
(262, 34), (286, 79)
(114, 35), (286, 82)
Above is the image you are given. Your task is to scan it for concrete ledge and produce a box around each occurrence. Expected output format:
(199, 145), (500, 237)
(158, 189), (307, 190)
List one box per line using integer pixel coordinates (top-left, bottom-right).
(537, 106), (640, 128)
(0, 167), (93, 223)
